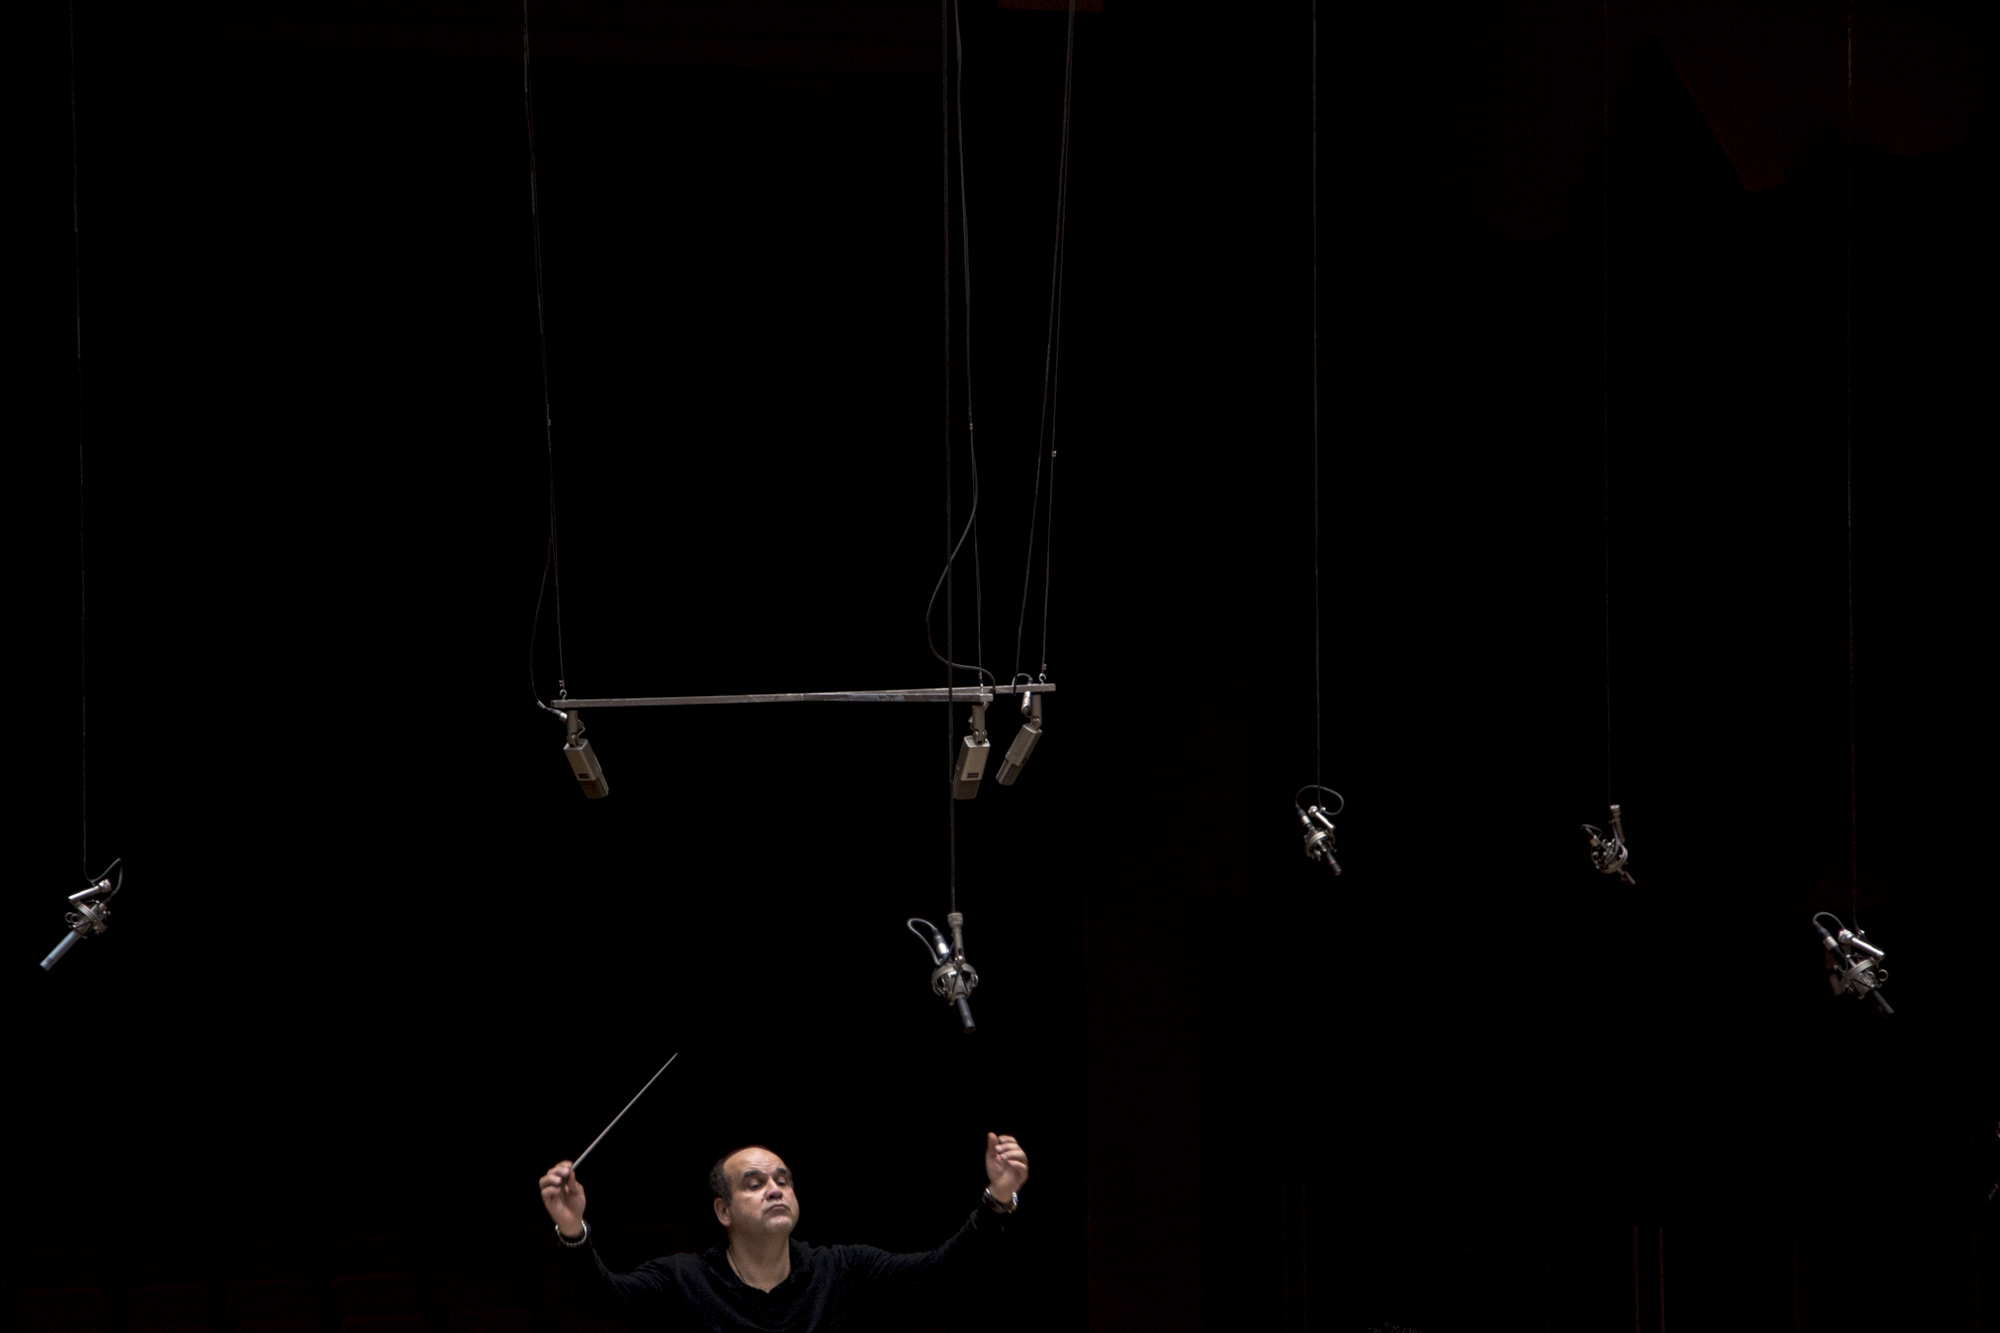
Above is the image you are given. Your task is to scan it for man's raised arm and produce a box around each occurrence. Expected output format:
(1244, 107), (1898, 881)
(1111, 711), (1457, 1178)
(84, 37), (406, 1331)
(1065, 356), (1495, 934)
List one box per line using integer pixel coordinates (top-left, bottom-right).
(840, 1132), (1031, 1297)
(538, 1161), (682, 1323)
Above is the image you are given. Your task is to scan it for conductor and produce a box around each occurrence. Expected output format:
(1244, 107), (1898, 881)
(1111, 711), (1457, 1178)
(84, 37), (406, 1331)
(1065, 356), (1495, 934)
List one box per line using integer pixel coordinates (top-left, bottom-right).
(538, 1133), (1029, 1330)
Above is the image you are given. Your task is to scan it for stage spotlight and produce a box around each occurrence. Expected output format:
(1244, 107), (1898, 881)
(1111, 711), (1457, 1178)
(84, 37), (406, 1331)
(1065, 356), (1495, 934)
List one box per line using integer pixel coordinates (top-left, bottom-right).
(1294, 786), (1343, 873)
(1813, 911), (1892, 1014)
(908, 913), (979, 1033)
(995, 691), (1043, 787)
(41, 859), (124, 971)
(561, 708), (609, 799)
(1583, 804), (1634, 884)
(952, 704), (990, 799)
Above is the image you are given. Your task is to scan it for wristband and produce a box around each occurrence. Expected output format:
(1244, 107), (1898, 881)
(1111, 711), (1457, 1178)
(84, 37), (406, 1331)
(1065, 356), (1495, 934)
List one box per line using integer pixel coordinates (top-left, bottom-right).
(557, 1219), (591, 1247)
(982, 1187), (1019, 1215)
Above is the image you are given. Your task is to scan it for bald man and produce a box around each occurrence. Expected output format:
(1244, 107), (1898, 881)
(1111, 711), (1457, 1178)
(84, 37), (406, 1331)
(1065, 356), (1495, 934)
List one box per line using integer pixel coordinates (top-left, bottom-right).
(538, 1133), (1028, 1331)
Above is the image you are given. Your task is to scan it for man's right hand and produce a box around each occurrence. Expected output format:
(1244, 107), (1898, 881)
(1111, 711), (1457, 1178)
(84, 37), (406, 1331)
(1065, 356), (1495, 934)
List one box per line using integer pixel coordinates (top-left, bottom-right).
(539, 1160), (587, 1238)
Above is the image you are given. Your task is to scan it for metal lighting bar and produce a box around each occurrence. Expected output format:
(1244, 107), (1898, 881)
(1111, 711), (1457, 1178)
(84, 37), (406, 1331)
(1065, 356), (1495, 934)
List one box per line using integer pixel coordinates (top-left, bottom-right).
(552, 682), (1055, 710)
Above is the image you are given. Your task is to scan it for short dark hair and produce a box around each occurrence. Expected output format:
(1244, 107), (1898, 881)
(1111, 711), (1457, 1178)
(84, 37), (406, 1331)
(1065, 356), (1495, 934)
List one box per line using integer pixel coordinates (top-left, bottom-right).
(708, 1144), (784, 1207)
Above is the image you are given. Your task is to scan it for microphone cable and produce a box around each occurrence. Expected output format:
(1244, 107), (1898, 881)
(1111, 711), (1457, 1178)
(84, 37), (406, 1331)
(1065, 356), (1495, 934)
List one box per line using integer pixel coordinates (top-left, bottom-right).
(1842, 0), (1861, 930)
(1311, 0), (1322, 798)
(1599, 0), (1615, 817)
(1012, 0), (1079, 688)
(68, 0), (91, 880)
(522, 0), (571, 717)
(926, 0), (993, 695)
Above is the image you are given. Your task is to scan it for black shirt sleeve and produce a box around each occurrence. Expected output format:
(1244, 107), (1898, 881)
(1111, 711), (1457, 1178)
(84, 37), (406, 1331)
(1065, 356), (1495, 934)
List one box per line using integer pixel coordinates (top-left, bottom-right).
(828, 1203), (1011, 1301)
(557, 1237), (689, 1328)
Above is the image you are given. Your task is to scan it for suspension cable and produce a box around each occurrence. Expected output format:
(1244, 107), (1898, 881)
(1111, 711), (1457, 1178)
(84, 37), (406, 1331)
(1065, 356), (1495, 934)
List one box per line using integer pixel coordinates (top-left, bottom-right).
(1311, 0), (1321, 794)
(1844, 0), (1859, 926)
(942, 0), (957, 917)
(1014, 0), (1078, 686)
(1600, 0), (1614, 810)
(522, 0), (568, 711)
(70, 0), (89, 878)
(924, 0), (994, 693)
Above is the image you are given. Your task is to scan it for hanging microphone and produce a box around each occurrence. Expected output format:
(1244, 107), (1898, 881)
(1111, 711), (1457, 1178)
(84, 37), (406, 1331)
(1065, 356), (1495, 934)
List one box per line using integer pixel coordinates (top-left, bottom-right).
(1583, 803), (1634, 884)
(41, 859), (125, 971)
(995, 689), (1043, 786)
(907, 914), (979, 1033)
(1293, 786), (1343, 873)
(558, 707), (609, 799)
(1812, 911), (1891, 1014)
(953, 705), (990, 799)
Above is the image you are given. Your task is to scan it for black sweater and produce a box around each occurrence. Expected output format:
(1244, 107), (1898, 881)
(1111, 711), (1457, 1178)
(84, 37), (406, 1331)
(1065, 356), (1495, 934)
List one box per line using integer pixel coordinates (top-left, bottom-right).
(558, 1205), (1010, 1333)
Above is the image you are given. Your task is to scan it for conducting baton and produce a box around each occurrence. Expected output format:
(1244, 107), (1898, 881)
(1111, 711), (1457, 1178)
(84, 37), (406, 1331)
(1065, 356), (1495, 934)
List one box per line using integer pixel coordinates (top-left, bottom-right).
(571, 1052), (679, 1173)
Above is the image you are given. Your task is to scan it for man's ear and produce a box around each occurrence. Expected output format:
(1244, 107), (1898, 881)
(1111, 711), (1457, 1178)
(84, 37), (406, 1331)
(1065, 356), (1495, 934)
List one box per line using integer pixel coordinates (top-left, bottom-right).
(713, 1195), (732, 1229)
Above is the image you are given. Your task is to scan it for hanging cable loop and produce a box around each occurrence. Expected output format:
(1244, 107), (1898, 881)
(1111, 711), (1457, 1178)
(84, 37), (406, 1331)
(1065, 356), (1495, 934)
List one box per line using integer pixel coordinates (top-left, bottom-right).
(1294, 784), (1344, 818)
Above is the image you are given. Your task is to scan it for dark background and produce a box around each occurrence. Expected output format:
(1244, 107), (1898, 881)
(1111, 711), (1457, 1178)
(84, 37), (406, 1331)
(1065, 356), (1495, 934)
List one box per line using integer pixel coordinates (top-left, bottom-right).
(13, 2), (1995, 1331)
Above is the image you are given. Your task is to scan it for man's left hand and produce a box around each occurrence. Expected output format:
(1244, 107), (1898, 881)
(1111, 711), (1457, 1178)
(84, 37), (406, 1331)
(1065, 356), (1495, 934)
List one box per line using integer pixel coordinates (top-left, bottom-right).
(985, 1132), (1030, 1197)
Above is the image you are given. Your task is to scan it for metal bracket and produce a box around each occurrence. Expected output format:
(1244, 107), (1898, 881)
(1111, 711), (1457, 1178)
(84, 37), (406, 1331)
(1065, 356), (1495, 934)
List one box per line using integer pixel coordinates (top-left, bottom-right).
(540, 682), (1057, 710)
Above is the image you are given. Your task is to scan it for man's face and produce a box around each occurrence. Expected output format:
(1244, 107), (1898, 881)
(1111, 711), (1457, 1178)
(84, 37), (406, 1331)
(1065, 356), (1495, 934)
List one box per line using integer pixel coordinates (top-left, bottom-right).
(714, 1148), (799, 1240)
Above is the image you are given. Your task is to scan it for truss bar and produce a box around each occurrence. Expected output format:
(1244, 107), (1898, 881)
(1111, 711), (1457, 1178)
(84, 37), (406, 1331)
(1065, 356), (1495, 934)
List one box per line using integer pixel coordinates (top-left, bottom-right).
(552, 683), (1056, 710)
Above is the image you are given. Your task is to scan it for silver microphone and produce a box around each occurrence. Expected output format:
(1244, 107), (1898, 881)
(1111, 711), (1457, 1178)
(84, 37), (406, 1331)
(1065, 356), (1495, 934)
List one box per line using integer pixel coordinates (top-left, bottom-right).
(559, 708), (609, 799)
(995, 691), (1043, 787)
(1583, 803), (1634, 885)
(952, 705), (990, 799)
(1813, 911), (1892, 1014)
(41, 859), (125, 971)
(1293, 786), (1343, 873)
(908, 914), (979, 1033)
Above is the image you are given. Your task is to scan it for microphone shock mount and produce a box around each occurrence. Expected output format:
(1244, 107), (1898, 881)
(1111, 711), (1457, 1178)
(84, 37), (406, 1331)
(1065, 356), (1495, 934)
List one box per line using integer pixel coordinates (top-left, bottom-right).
(1583, 803), (1635, 885)
(41, 859), (125, 972)
(1294, 786), (1343, 874)
(908, 913), (980, 1033)
(1813, 911), (1892, 1014)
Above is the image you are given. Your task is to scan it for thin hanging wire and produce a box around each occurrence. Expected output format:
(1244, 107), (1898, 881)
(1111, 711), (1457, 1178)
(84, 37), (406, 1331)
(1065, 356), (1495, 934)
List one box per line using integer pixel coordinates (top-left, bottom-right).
(1657, 1227), (1668, 1333)
(70, 0), (88, 878)
(1600, 0), (1615, 810)
(1311, 0), (1321, 795)
(942, 0), (958, 918)
(1013, 0), (1078, 686)
(523, 0), (568, 710)
(956, 0), (984, 683)
(934, 0), (1002, 916)
(925, 0), (993, 693)
(1844, 1), (1859, 926)
(1037, 445), (1059, 678)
